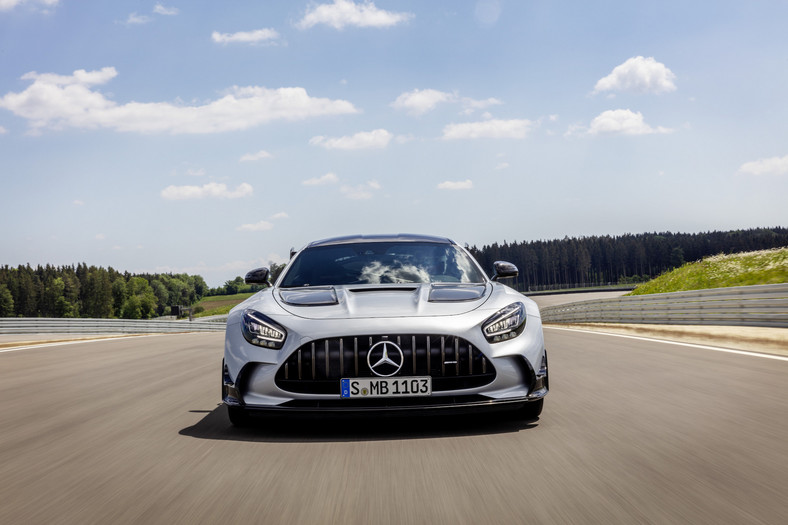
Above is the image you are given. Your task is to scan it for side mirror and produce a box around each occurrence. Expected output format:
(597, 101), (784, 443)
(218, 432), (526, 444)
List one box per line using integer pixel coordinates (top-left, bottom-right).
(245, 267), (271, 286)
(491, 261), (518, 281)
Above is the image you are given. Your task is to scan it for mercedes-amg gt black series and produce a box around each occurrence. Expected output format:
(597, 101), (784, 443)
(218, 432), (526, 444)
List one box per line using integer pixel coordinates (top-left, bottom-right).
(222, 234), (548, 425)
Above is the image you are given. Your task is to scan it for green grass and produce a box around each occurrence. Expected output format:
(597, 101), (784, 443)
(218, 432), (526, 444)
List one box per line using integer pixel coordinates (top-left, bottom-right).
(193, 292), (256, 317)
(629, 247), (788, 295)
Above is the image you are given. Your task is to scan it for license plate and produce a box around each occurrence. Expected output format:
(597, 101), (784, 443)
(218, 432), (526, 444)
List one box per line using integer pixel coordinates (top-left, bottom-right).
(340, 377), (432, 398)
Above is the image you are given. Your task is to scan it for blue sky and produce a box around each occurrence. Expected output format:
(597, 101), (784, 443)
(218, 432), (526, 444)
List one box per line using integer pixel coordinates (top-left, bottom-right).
(1, 0), (786, 286)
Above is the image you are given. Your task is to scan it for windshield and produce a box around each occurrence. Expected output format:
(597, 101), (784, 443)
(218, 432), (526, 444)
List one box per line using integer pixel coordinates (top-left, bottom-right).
(279, 242), (486, 287)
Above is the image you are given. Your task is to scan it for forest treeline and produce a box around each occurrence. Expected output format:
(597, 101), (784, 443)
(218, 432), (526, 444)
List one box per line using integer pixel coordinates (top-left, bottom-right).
(0, 264), (208, 319)
(468, 227), (788, 292)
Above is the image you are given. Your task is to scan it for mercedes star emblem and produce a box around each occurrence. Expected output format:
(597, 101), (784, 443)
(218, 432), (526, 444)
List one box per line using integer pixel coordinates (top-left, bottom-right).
(367, 341), (404, 377)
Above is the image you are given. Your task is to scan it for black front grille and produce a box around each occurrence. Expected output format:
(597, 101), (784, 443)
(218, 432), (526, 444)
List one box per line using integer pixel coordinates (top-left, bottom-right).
(275, 334), (496, 395)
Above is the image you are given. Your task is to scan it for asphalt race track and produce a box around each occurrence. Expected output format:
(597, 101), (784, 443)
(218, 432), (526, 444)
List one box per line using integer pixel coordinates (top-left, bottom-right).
(2, 331), (787, 524)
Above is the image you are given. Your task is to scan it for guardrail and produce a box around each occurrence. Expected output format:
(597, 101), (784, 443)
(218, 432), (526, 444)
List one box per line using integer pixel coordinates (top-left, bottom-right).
(194, 314), (229, 323)
(539, 283), (788, 328)
(0, 318), (226, 334)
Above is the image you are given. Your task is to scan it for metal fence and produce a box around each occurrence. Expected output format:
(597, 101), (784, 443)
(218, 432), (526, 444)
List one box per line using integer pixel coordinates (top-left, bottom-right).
(0, 317), (226, 334)
(539, 283), (788, 328)
(4, 284), (787, 332)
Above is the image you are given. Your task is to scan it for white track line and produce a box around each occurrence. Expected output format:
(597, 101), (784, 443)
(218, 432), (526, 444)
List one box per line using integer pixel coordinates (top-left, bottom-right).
(545, 326), (788, 362)
(0, 334), (172, 354)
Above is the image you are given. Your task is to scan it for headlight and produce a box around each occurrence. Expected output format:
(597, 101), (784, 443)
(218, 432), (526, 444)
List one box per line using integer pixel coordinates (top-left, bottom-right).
(482, 302), (526, 343)
(241, 309), (287, 349)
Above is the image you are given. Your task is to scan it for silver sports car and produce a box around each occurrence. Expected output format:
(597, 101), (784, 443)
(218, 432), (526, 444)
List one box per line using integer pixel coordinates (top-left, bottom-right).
(222, 234), (548, 425)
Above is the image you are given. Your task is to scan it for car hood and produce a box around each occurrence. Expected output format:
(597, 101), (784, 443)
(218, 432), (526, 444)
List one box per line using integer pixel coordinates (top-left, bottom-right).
(271, 283), (492, 320)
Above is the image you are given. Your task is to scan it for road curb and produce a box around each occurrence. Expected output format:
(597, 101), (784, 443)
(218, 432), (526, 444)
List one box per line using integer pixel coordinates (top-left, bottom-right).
(545, 322), (788, 357)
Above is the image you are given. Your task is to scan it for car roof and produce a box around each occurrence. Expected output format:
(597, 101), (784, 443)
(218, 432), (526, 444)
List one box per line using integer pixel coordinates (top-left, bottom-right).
(307, 233), (455, 248)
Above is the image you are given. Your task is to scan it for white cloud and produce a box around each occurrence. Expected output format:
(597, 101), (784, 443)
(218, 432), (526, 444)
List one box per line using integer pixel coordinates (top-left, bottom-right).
(391, 89), (502, 116)
(437, 179), (473, 190)
(211, 28), (280, 45)
(495, 162), (509, 170)
(586, 109), (672, 136)
(739, 155), (788, 176)
(270, 212), (289, 220)
(153, 4), (178, 16)
(240, 150), (272, 162)
(0, 125), (6, 134)
(341, 180), (381, 199)
(302, 172), (339, 186)
(460, 96), (502, 115)
(185, 168), (206, 177)
(0, 67), (358, 134)
(95, 233), (106, 241)
(161, 182), (253, 200)
(0, 0), (58, 11)
(126, 12), (151, 25)
(73, 199), (84, 206)
(310, 129), (392, 150)
(19, 67), (118, 86)
(237, 220), (274, 232)
(442, 119), (532, 139)
(594, 56), (677, 95)
(391, 89), (456, 115)
(297, 0), (413, 30)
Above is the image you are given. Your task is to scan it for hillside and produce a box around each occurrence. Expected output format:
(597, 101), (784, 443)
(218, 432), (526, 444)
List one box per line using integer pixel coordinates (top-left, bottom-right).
(629, 247), (788, 295)
(193, 292), (255, 317)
